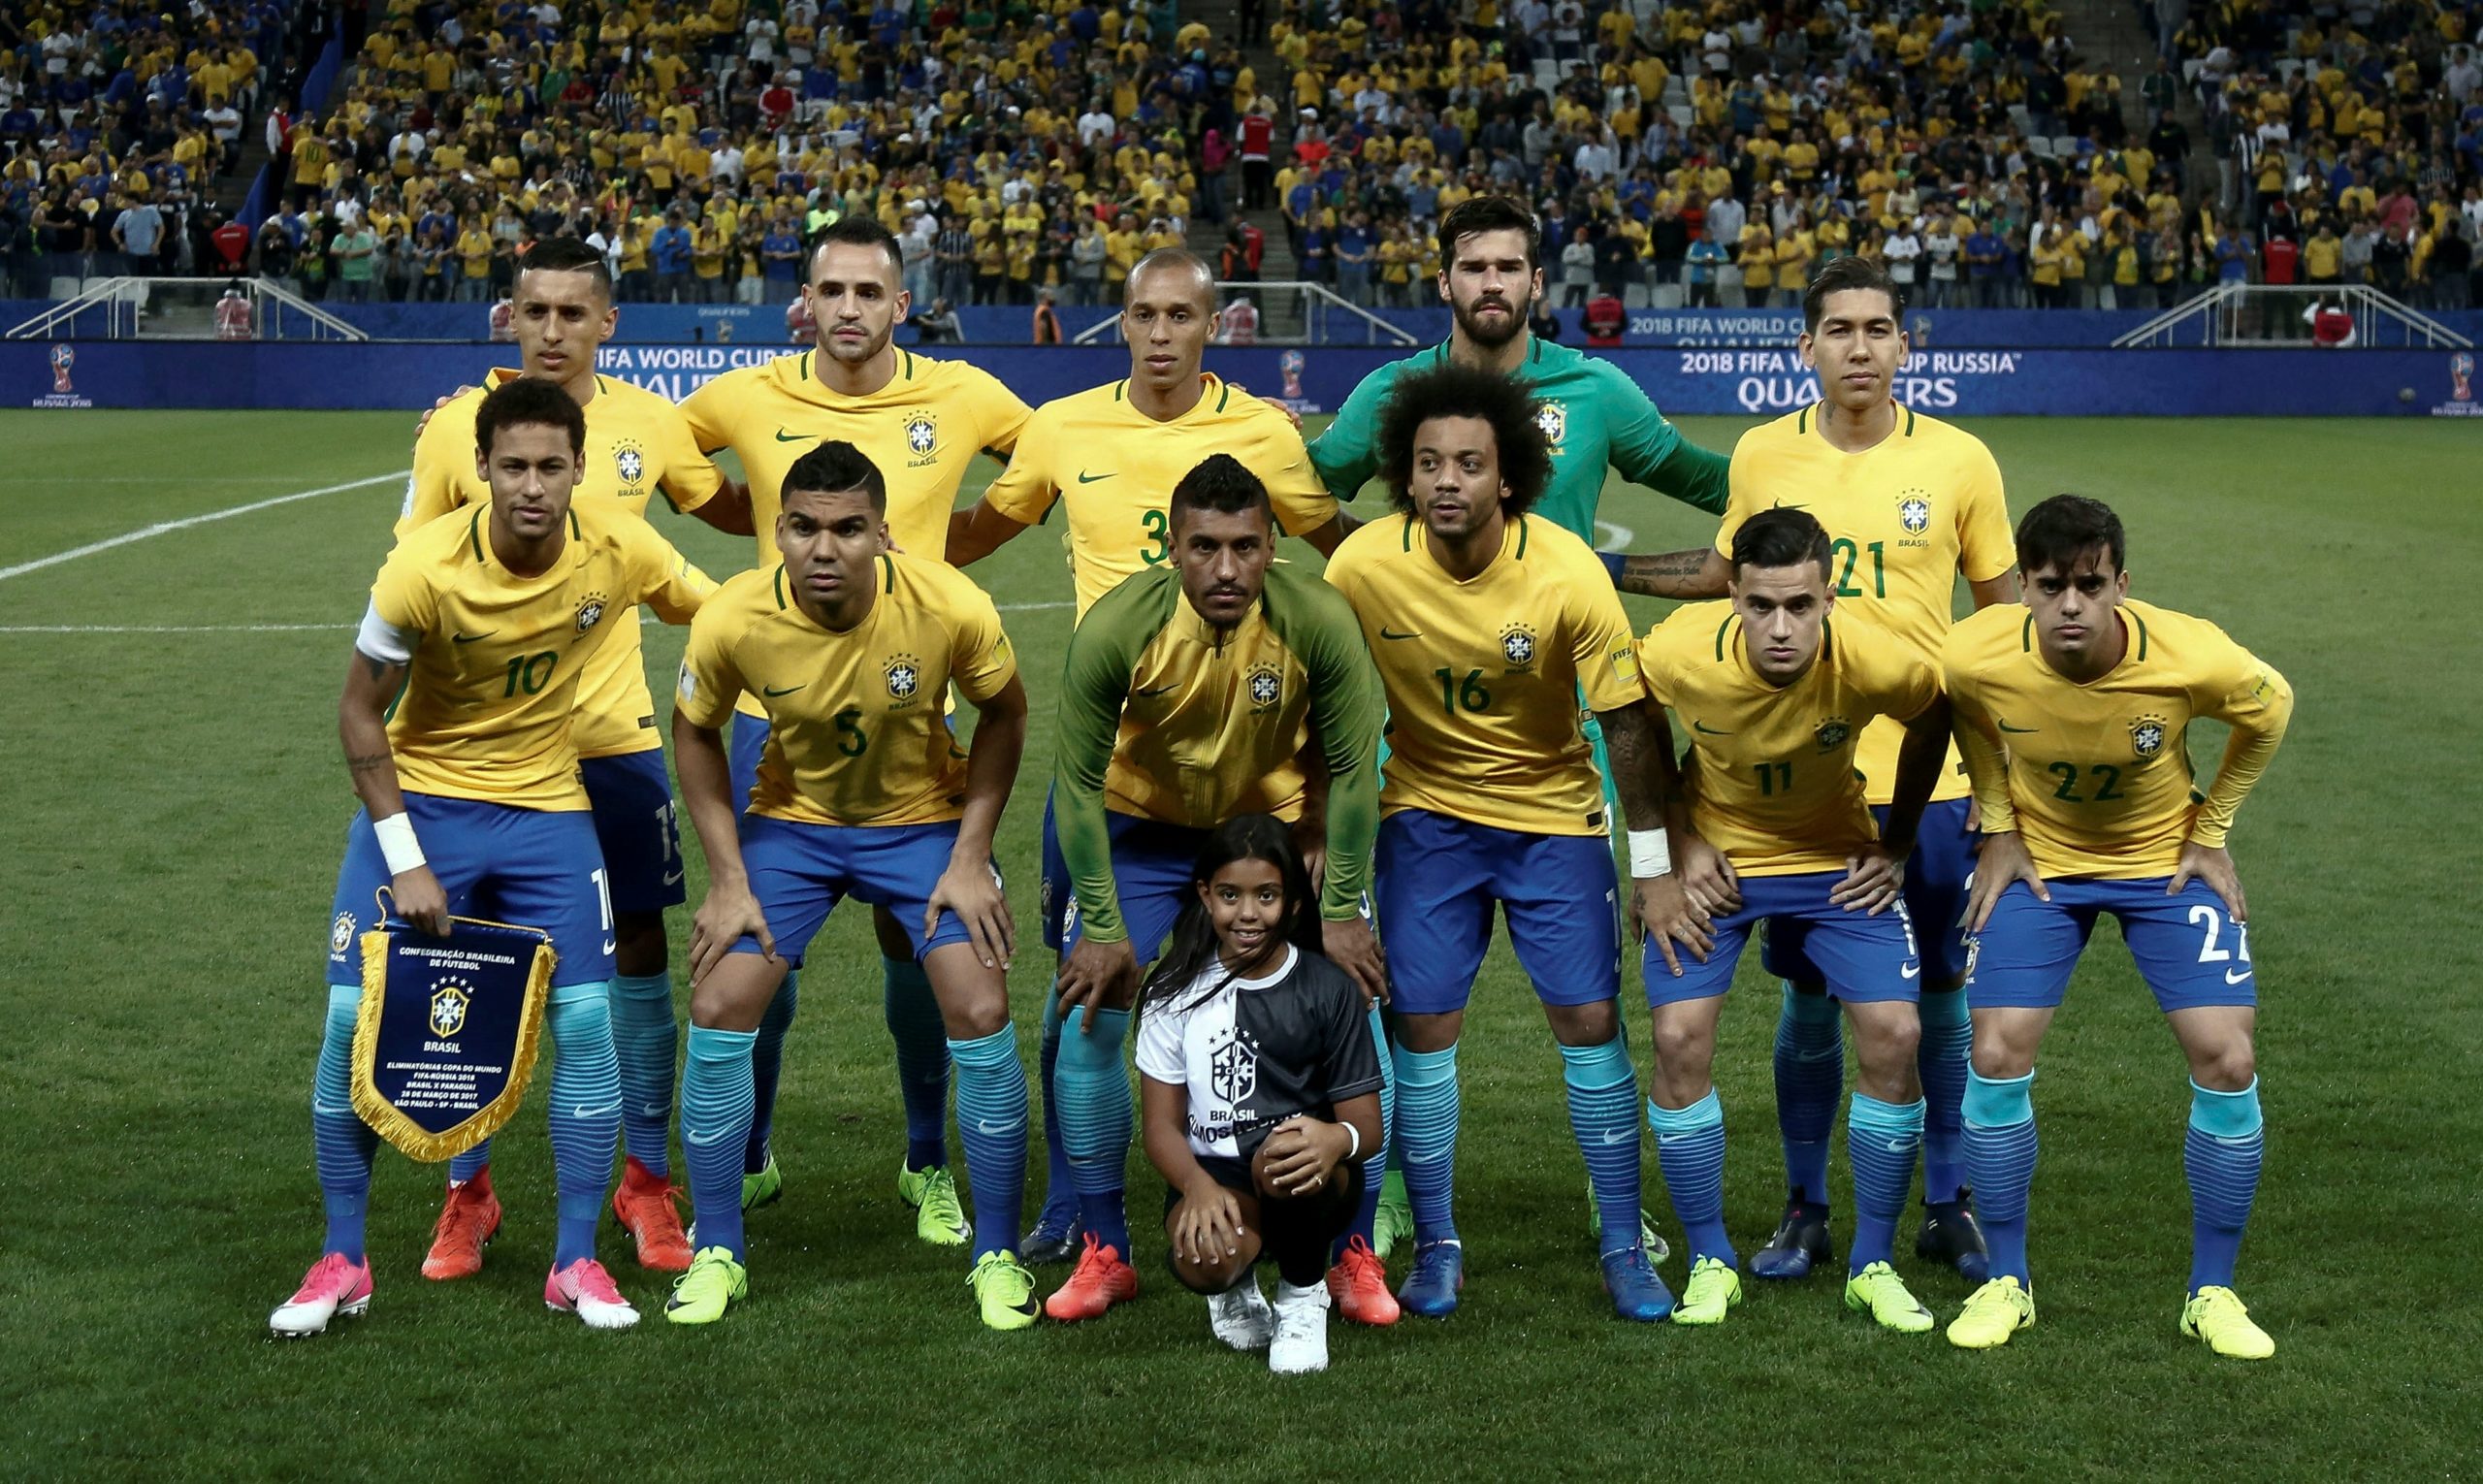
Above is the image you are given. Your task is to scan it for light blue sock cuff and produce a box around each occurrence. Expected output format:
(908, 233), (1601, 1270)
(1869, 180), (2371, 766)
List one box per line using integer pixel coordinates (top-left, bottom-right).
(2189, 1078), (2263, 1139)
(549, 978), (610, 1008)
(1558, 1035), (1633, 1089)
(687, 1023), (758, 1059)
(611, 973), (671, 1002)
(1781, 982), (1841, 1027)
(1849, 1092), (1927, 1136)
(1057, 1007), (1129, 1064)
(948, 1025), (1017, 1067)
(1394, 1042), (1459, 1086)
(1963, 1068), (2035, 1128)
(326, 983), (360, 1016)
(1646, 1088), (1723, 1135)
(884, 955), (931, 990)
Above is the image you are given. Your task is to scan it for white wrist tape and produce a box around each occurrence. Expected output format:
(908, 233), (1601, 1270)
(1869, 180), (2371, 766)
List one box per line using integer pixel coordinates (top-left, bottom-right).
(373, 813), (427, 876)
(1627, 828), (1673, 879)
(1343, 1121), (1363, 1163)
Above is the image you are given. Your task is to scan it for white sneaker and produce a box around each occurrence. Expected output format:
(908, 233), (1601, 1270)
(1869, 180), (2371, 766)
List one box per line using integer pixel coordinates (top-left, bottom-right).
(270, 1252), (372, 1338)
(1269, 1279), (1331, 1374)
(1208, 1273), (1275, 1350)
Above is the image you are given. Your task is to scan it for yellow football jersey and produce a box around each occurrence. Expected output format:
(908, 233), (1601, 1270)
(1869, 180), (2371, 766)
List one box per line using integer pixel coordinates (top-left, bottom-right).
(1324, 513), (1643, 836)
(674, 554), (1018, 828)
(399, 369), (726, 759)
(1944, 598), (2294, 880)
(1640, 603), (1940, 876)
(1717, 403), (2014, 805)
(981, 374), (1338, 620)
(679, 347), (1030, 564)
(681, 348), (1028, 720)
(366, 501), (714, 812)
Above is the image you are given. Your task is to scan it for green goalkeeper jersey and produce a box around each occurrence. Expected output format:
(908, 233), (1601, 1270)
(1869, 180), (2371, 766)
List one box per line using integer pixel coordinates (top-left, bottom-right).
(1306, 335), (1731, 539)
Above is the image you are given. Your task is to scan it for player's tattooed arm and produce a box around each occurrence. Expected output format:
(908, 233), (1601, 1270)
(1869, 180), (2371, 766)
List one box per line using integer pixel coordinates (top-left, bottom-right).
(1603, 698), (1717, 973)
(1614, 545), (1730, 599)
(339, 647), (449, 933)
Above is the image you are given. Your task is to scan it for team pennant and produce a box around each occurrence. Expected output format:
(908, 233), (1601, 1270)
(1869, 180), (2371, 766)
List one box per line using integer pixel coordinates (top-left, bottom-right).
(350, 905), (555, 1161)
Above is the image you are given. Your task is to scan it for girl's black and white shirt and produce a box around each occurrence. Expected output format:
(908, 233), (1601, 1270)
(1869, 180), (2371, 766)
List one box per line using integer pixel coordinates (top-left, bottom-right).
(1135, 946), (1383, 1162)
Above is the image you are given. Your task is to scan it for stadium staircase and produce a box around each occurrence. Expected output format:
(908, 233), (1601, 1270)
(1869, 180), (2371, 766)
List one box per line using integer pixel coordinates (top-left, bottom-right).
(2051, 0), (2218, 203)
(1183, 0), (1314, 337)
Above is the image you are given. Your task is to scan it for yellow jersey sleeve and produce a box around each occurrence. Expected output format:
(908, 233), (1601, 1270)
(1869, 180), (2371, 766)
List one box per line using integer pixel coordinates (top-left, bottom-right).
(1710, 421), (1776, 558)
(960, 361), (1033, 462)
(368, 525), (448, 638)
(2181, 621), (2293, 850)
(981, 401), (1060, 525)
(1954, 436), (2015, 584)
(674, 572), (758, 729)
(398, 391), (488, 538)
(644, 390), (726, 515)
(1564, 538), (1647, 713)
(617, 514), (718, 624)
(1243, 403), (1338, 537)
(930, 565), (1019, 703)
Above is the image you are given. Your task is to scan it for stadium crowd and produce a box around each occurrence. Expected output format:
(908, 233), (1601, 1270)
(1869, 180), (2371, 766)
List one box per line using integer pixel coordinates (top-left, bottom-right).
(4, 0), (2478, 315)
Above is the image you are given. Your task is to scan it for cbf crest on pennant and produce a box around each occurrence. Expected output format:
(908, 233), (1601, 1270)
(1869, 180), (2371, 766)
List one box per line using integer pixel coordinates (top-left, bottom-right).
(2130, 713), (2170, 759)
(351, 901), (555, 1161)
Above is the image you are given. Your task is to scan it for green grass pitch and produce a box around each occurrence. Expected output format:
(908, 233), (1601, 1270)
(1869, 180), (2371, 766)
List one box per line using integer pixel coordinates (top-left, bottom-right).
(1, 410), (2476, 1479)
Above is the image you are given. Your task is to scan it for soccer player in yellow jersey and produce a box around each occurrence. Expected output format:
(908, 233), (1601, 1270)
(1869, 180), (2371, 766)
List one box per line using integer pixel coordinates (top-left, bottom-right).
(1940, 496), (2293, 1360)
(678, 217), (1031, 1243)
(273, 380), (713, 1339)
(398, 238), (748, 1278)
(1036, 456), (1388, 1326)
(944, 247), (1347, 1266)
(1323, 364), (1680, 1323)
(1616, 255), (2017, 1283)
(665, 442), (1039, 1332)
(1635, 509), (1953, 1332)
(945, 248), (1346, 621)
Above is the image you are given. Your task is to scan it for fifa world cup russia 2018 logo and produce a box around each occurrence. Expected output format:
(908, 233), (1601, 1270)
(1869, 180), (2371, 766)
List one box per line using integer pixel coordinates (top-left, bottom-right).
(49, 343), (74, 393)
(1279, 349), (1306, 400)
(2453, 353), (2474, 403)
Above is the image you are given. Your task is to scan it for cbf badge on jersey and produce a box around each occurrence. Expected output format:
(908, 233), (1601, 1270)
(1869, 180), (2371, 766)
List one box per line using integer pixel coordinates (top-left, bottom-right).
(350, 905), (554, 1161)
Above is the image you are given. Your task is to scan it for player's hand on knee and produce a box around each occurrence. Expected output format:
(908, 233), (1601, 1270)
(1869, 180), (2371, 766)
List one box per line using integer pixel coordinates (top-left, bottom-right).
(1831, 844), (1905, 915)
(1678, 833), (1740, 916)
(1055, 934), (1139, 1026)
(1635, 873), (1713, 978)
(1322, 916), (1389, 1005)
(1177, 1181), (1245, 1262)
(690, 880), (772, 984)
(2171, 841), (2246, 921)
(392, 866), (451, 938)
(1966, 830), (2048, 933)
(926, 857), (1014, 969)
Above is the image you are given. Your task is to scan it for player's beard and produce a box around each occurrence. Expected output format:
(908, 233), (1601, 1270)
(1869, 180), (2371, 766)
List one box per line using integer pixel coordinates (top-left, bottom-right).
(820, 319), (892, 366)
(1451, 283), (1531, 350)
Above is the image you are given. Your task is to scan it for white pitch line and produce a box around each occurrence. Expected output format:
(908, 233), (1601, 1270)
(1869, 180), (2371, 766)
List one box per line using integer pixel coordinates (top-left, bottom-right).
(0, 471), (407, 583)
(1594, 520), (1635, 552)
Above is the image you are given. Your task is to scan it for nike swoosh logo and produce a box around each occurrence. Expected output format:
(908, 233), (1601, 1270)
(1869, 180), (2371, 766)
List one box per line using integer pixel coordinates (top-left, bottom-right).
(1598, 1128), (1630, 1145)
(1379, 628), (1422, 640)
(1693, 721), (1732, 735)
(572, 1101), (623, 1118)
(1885, 1139), (1914, 1153)
(774, 428), (815, 442)
(1997, 722), (2039, 734)
(452, 630), (498, 644)
(2224, 968), (2252, 984)
(661, 869), (685, 887)
(763, 683), (805, 696)
(600, 938), (617, 955)
(1076, 469), (1114, 483)
(684, 1126), (727, 1146)
(1135, 683), (1178, 697)
(1901, 962), (1920, 979)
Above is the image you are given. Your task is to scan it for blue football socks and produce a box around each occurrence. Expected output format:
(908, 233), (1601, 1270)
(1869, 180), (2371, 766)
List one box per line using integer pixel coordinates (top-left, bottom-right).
(1338, 1002), (1395, 1258)
(2185, 1077), (2265, 1293)
(1962, 1068), (2039, 1283)
(1847, 1092), (1927, 1268)
(544, 982), (623, 1267)
(608, 972), (678, 1177)
(744, 972), (798, 1175)
(312, 984), (378, 1263)
(1054, 1006), (1132, 1254)
(1393, 1042), (1462, 1245)
(1773, 984), (1843, 1206)
(1649, 1089), (1733, 1265)
(948, 1026), (1030, 1261)
(884, 955), (951, 1173)
(1561, 1036), (1642, 1255)
(1917, 987), (1972, 1204)
(1033, 986), (1079, 1230)
(680, 1024), (758, 1260)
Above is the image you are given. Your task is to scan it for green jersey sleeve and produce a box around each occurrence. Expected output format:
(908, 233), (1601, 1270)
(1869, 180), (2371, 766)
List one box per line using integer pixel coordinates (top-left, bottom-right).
(1306, 357), (1404, 503)
(1049, 571), (1181, 945)
(1262, 566), (1386, 922)
(1597, 362), (1731, 514)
